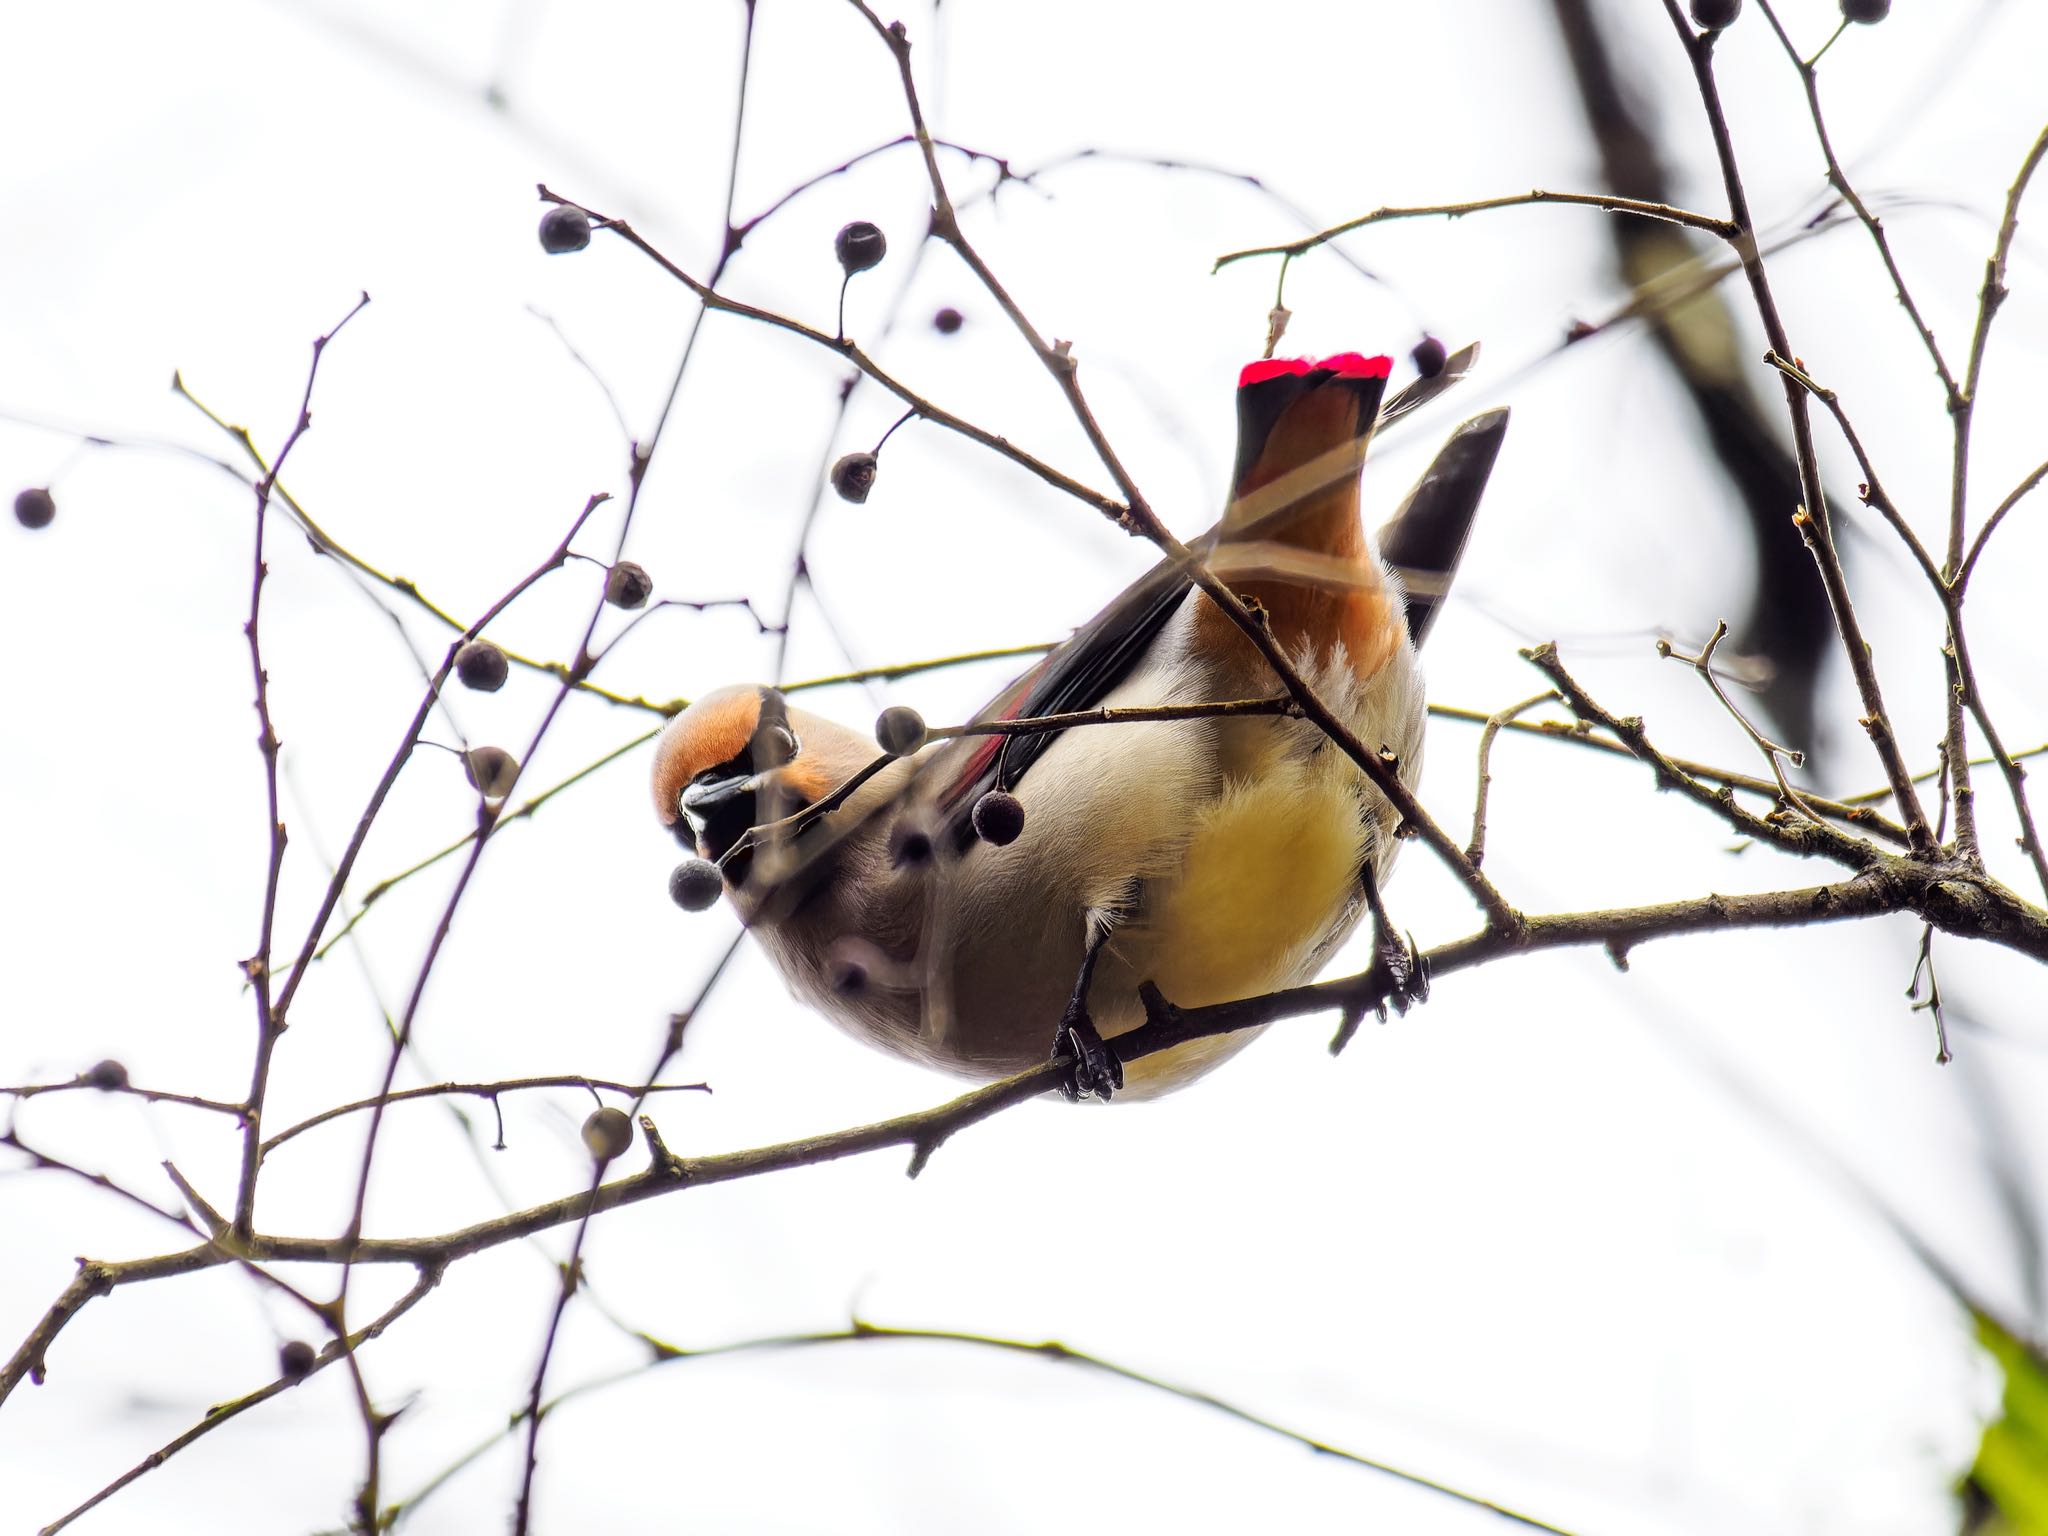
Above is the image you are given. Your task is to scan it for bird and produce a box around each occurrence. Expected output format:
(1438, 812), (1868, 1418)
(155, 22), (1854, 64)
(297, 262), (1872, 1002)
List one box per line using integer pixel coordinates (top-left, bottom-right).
(652, 347), (1509, 1100)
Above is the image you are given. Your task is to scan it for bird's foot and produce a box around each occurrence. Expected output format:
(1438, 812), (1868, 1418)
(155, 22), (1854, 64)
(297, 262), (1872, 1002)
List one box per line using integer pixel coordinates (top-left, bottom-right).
(1372, 920), (1429, 1018)
(1053, 1006), (1123, 1103)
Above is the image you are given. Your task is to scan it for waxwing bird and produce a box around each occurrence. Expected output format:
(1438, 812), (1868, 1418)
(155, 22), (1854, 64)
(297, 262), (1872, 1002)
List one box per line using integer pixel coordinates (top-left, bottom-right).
(653, 349), (1509, 1100)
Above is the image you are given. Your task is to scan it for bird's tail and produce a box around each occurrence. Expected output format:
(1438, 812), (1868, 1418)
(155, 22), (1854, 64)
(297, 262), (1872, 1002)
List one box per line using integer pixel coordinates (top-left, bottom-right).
(1207, 352), (1399, 675)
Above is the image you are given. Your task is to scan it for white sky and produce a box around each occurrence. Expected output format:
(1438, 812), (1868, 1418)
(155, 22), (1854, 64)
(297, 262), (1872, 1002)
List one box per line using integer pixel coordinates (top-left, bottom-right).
(4, 1), (2046, 1532)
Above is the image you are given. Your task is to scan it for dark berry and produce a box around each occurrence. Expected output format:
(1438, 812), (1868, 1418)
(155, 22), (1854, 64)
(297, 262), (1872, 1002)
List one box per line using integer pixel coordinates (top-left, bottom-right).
(669, 858), (724, 912)
(834, 221), (887, 276)
(1690, 0), (1741, 28)
(603, 561), (653, 609)
(1411, 335), (1448, 379)
(539, 205), (592, 254)
(874, 705), (927, 756)
(830, 452), (878, 504)
(581, 1106), (633, 1163)
(84, 1059), (129, 1091)
(14, 488), (55, 530)
(1839, 0), (1888, 19)
(454, 640), (509, 692)
(278, 1340), (317, 1380)
(971, 790), (1025, 846)
(464, 746), (519, 800)
(933, 307), (963, 335)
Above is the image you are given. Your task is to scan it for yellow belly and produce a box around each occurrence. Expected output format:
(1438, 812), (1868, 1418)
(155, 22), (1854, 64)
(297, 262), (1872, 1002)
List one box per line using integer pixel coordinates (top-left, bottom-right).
(1147, 767), (1365, 1004)
(1108, 757), (1368, 1093)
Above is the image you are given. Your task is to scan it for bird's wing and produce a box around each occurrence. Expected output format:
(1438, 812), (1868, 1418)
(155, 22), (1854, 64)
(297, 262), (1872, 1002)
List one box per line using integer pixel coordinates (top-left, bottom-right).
(1375, 408), (1510, 648)
(933, 557), (1195, 841)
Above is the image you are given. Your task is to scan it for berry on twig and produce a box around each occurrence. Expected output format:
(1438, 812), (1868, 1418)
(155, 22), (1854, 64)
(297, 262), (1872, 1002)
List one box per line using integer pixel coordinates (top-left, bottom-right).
(539, 205), (592, 254)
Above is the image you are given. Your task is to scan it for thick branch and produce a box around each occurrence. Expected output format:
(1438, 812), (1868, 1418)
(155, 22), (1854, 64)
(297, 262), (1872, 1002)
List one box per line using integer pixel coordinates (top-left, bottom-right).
(10, 848), (2042, 1415)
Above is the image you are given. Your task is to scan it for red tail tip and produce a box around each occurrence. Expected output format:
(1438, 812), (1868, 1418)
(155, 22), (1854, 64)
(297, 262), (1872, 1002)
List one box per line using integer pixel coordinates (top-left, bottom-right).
(1238, 357), (1310, 387)
(1238, 352), (1392, 388)
(1316, 351), (1393, 380)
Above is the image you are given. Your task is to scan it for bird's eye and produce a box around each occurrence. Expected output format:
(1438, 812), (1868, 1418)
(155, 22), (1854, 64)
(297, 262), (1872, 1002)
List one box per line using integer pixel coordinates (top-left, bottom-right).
(762, 724), (799, 760)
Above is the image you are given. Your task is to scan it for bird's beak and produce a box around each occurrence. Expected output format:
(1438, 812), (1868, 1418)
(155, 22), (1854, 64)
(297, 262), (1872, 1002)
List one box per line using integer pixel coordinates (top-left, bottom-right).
(680, 770), (757, 822)
(677, 769), (768, 866)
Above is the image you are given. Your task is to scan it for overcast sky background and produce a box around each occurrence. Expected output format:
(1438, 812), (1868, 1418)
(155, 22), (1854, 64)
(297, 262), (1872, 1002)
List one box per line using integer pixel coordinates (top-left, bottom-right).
(4, 1), (2047, 1531)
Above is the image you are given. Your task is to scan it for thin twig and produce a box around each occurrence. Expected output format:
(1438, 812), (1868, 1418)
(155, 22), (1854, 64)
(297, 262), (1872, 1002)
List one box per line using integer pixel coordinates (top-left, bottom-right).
(312, 726), (664, 962)
(231, 292), (371, 1246)
(1211, 188), (1739, 272)
(171, 375), (644, 712)
(1958, 457), (2048, 587)
(540, 184), (1131, 526)
(1522, 642), (1876, 867)
(508, 936), (741, 1536)
(784, 641), (1055, 693)
(1657, 621), (1833, 829)
(1467, 692), (1559, 867)
(260, 1078), (711, 1157)
(36, 1263), (444, 1536)
(1659, 2), (1935, 855)
(1952, 121), (2048, 582)
(1754, 0), (1959, 406)
(1933, 121), (2048, 898)
(1835, 742), (2048, 811)
(1, 1079), (245, 1118)
(1946, 617), (2048, 899)
(1940, 638), (1981, 862)
(508, 15), (765, 1529)
(1, 1133), (197, 1232)
(390, 1321), (1585, 1536)
(1764, 351), (1944, 593)
(1908, 925), (1952, 1065)
(1428, 704), (1910, 845)
(332, 490), (619, 1524)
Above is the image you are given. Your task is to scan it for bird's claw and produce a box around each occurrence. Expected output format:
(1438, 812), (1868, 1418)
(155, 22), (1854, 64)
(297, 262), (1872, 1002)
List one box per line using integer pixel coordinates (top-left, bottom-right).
(1053, 1008), (1123, 1102)
(1373, 924), (1429, 1019)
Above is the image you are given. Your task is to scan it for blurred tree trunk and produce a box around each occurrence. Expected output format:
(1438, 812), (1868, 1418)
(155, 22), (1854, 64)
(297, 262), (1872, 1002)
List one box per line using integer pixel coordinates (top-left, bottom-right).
(1549, 0), (1835, 751)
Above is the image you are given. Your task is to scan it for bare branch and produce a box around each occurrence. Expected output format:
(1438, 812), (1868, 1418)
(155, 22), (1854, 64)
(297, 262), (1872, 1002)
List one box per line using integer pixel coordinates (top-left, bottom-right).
(1523, 641), (1877, 867)
(1959, 457), (2048, 589)
(37, 1263), (444, 1536)
(260, 1077), (711, 1158)
(1428, 704), (1911, 845)
(1658, 2), (1936, 855)
(230, 292), (372, 1247)
(1657, 621), (1834, 829)
(1765, 351), (1944, 593)
(1952, 121), (2048, 579)
(1212, 188), (1739, 272)
(393, 1321), (1587, 1536)
(1754, 0), (1959, 405)
(2, 1078), (244, 1118)
(1466, 692), (1559, 867)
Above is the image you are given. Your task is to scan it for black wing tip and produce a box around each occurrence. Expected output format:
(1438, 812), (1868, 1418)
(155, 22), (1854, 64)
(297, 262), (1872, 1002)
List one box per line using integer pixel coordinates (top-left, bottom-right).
(1454, 405), (1512, 437)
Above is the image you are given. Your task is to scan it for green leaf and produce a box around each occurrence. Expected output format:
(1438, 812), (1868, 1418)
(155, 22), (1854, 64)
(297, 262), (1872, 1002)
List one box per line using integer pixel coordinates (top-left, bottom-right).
(1964, 1310), (2048, 1536)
